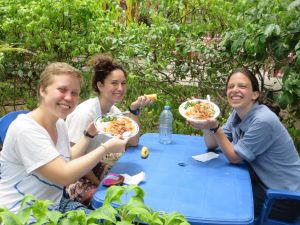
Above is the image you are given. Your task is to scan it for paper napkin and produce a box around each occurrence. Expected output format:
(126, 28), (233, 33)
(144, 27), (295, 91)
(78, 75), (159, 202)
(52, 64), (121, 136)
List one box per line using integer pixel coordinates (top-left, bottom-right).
(120, 171), (146, 185)
(192, 152), (219, 162)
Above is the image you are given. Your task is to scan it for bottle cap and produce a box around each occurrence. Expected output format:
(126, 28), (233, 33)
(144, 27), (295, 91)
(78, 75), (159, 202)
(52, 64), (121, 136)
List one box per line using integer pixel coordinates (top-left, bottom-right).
(164, 105), (171, 110)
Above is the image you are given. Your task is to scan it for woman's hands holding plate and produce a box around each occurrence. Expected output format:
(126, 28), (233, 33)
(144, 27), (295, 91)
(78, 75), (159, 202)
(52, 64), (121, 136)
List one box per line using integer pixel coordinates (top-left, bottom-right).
(94, 115), (139, 138)
(179, 98), (220, 131)
(188, 118), (219, 131)
(102, 135), (129, 154)
(179, 99), (220, 122)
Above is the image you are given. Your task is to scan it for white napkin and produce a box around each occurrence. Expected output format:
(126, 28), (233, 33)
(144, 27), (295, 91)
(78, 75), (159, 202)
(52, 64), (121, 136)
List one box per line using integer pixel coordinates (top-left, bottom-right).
(192, 152), (219, 162)
(120, 171), (146, 185)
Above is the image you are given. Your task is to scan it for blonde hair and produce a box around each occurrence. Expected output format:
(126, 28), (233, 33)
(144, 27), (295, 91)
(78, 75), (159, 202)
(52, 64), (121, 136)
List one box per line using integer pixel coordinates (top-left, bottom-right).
(37, 62), (83, 102)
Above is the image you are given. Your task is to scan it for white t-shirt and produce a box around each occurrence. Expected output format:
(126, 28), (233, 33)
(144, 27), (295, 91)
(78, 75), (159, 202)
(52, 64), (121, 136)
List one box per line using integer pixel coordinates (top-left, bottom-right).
(66, 97), (121, 153)
(0, 114), (70, 213)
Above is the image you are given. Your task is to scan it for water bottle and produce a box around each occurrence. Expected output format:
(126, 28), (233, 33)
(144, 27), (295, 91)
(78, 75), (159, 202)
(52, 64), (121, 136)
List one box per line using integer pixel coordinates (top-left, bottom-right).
(159, 105), (173, 144)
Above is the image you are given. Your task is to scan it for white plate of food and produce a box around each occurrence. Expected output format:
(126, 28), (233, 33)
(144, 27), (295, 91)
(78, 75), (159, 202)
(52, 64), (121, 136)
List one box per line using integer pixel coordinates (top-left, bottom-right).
(94, 115), (139, 138)
(179, 99), (220, 121)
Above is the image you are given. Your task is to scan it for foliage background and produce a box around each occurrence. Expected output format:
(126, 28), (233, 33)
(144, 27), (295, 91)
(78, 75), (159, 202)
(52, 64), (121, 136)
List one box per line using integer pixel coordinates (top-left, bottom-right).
(0, 0), (299, 149)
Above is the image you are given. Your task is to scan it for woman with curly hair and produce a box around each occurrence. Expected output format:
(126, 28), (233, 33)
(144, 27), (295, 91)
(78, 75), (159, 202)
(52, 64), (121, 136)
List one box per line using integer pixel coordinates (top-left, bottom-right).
(0, 62), (128, 221)
(66, 54), (154, 206)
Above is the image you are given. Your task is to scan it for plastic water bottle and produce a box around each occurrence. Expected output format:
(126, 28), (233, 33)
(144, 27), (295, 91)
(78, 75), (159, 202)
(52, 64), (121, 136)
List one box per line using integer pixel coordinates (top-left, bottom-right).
(159, 105), (173, 144)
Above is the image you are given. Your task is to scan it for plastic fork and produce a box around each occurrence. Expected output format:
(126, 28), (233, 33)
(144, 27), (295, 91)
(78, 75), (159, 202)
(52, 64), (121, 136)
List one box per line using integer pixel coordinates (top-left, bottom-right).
(103, 110), (130, 117)
(207, 94), (211, 104)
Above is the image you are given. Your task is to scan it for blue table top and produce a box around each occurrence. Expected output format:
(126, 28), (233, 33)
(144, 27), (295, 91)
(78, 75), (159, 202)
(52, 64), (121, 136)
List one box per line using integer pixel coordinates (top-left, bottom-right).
(92, 133), (254, 225)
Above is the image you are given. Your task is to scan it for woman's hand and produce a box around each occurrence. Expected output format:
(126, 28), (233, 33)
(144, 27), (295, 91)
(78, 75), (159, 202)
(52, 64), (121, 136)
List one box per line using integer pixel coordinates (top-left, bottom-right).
(130, 95), (156, 110)
(85, 121), (98, 137)
(188, 118), (218, 130)
(102, 135), (129, 153)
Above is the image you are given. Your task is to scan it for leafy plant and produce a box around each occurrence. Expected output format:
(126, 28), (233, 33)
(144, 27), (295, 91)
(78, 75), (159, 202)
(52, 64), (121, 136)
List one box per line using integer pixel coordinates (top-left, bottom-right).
(0, 185), (189, 225)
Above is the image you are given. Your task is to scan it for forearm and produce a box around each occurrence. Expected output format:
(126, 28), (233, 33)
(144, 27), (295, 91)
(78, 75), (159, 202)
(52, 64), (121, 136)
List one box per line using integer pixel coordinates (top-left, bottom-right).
(37, 144), (108, 186)
(127, 136), (139, 146)
(70, 135), (93, 159)
(127, 112), (139, 146)
(126, 94), (156, 146)
(212, 128), (241, 163)
(203, 129), (219, 149)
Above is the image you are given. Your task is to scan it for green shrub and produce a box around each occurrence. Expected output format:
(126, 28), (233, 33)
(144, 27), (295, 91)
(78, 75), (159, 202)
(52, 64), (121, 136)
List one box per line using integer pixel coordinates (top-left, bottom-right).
(0, 0), (299, 150)
(0, 185), (190, 225)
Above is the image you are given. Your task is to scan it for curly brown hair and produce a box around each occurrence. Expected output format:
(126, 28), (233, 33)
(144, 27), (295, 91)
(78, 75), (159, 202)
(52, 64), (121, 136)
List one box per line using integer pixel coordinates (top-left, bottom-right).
(89, 54), (127, 94)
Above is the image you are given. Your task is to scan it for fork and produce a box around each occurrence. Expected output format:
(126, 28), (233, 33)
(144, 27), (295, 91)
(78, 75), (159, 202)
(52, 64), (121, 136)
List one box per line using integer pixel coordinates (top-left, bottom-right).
(207, 94), (211, 104)
(103, 110), (130, 117)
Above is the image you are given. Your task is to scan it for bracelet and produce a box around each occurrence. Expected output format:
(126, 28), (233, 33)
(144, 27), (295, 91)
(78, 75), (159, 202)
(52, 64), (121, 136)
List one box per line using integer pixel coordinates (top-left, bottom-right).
(128, 106), (140, 116)
(83, 130), (95, 139)
(209, 124), (220, 134)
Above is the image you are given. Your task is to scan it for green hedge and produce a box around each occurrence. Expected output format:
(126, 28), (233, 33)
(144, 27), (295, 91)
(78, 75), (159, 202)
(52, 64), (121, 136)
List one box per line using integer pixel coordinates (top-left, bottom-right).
(0, 0), (299, 149)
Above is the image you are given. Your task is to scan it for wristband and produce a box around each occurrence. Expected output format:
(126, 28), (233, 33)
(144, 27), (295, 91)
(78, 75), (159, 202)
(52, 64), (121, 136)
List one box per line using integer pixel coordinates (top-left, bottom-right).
(83, 130), (95, 138)
(209, 124), (220, 134)
(128, 106), (140, 116)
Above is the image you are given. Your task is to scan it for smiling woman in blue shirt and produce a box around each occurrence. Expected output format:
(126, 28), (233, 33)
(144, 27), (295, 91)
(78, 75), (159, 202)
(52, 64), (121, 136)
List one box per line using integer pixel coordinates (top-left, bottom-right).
(187, 67), (300, 222)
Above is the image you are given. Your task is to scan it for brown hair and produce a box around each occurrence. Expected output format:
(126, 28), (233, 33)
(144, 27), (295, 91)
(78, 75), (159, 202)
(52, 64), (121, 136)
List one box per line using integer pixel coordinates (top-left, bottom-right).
(89, 53), (127, 94)
(37, 62), (82, 102)
(226, 67), (260, 97)
(226, 67), (281, 117)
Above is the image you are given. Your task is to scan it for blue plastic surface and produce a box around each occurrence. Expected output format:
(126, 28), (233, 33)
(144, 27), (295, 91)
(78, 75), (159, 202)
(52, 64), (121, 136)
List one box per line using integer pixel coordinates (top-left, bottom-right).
(92, 133), (254, 225)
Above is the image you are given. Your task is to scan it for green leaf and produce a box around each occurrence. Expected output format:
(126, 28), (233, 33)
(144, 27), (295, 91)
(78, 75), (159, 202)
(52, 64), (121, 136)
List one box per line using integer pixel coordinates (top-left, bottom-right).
(126, 185), (145, 205)
(0, 210), (22, 225)
(296, 53), (300, 67)
(244, 38), (256, 55)
(277, 92), (290, 109)
(16, 207), (31, 224)
(20, 194), (37, 208)
(88, 205), (117, 224)
(32, 201), (49, 219)
(103, 186), (125, 206)
(295, 41), (300, 51)
(116, 221), (132, 225)
(63, 210), (87, 225)
(47, 210), (63, 224)
(150, 212), (164, 225)
(126, 207), (152, 223)
(231, 36), (246, 53)
(288, 0), (300, 10)
(264, 24), (281, 37)
(160, 212), (190, 225)
(273, 41), (290, 59)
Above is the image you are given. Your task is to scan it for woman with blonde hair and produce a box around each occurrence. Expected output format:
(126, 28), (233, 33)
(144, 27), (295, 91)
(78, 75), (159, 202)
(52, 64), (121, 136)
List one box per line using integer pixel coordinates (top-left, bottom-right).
(0, 62), (128, 219)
